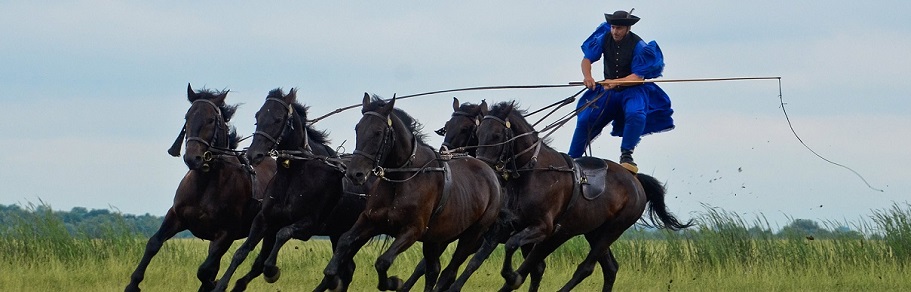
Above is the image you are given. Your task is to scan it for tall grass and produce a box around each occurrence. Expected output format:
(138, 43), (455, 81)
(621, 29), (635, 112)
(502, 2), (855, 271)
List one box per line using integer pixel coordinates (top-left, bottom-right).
(872, 202), (911, 266)
(0, 202), (142, 264)
(1, 202), (909, 291)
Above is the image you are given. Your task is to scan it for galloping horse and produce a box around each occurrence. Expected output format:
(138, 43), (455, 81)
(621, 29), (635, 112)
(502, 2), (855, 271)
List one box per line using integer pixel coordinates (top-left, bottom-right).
(320, 94), (502, 291)
(437, 97), (548, 292)
(125, 84), (276, 292)
(472, 101), (691, 292)
(213, 88), (366, 292)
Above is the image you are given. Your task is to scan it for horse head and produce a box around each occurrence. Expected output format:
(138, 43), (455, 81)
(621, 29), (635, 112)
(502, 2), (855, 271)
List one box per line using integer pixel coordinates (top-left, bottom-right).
(176, 83), (238, 171)
(247, 88), (298, 166)
(440, 97), (487, 156)
(347, 93), (398, 185)
(476, 101), (528, 168)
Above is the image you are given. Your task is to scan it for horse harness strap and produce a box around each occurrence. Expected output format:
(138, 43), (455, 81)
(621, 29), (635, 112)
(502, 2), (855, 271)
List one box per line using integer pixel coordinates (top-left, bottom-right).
(552, 153), (582, 233)
(429, 158), (453, 223)
(273, 149), (348, 173)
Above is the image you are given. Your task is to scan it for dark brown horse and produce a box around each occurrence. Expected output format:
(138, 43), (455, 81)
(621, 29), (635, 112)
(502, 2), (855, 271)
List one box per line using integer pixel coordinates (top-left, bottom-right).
(213, 88), (367, 292)
(470, 101), (691, 292)
(319, 94), (502, 292)
(125, 84), (276, 292)
(436, 97), (549, 292)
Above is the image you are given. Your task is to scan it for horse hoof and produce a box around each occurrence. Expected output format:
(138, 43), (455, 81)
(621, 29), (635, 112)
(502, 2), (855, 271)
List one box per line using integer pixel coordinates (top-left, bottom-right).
(124, 285), (141, 292)
(329, 278), (346, 292)
(263, 266), (281, 283)
(382, 276), (403, 291)
(501, 272), (523, 290)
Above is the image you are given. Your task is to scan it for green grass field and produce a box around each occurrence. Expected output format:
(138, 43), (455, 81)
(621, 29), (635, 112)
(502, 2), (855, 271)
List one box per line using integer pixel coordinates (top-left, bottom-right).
(2, 203), (909, 291)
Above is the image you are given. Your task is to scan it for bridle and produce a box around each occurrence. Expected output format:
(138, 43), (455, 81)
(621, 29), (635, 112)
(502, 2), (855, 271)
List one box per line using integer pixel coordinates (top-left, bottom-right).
(184, 99), (228, 154)
(351, 111), (418, 178)
(253, 98), (312, 153)
(439, 110), (480, 152)
(478, 114), (544, 180)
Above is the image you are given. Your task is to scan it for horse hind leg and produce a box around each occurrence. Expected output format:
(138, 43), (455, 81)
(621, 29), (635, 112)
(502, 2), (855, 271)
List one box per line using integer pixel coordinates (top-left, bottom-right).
(557, 231), (623, 292)
(125, 210), (184, 292)
(598, 249), (620, 292)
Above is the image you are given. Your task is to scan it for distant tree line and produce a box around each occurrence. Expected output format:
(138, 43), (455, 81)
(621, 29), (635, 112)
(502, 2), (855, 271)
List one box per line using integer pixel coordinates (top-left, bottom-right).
(0, 203), (868, 240)
(0, 203), (192, 239)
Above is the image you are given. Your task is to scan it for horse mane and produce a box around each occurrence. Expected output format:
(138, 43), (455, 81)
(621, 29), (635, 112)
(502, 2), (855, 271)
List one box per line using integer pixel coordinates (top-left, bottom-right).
(366, 95), (431, 148)
(488, 101), (553, 146)
(459, 102), (483, 114)
(266, 88), (331, 146)
(189, 87), (241, 149)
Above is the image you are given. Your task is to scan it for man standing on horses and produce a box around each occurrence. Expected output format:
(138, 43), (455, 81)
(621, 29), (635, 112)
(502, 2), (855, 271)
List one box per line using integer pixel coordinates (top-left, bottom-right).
(568, 9), (675, 173)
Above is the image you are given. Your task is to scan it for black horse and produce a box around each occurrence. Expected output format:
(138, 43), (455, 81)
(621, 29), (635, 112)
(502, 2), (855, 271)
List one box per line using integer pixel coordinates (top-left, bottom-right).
(319, 94), (502, 292)
(434, 98), (551, 292)
(467, 101), (692, 292)
(125, 84), (276, 292)
(213, 88), (366, 292)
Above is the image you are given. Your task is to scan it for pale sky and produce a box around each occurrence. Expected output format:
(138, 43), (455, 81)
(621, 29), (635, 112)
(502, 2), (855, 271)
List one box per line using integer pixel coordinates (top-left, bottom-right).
(1, 1), (909, 228)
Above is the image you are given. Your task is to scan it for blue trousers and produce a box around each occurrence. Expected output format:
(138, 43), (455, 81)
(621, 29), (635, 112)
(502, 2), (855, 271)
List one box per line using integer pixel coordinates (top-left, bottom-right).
(568, 85), (647, 158)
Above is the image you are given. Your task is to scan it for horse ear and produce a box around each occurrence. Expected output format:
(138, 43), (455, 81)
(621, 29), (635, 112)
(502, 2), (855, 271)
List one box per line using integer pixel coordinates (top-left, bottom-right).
(362, 92), (371, 109)
(480, 101), (489, 116)
(187, 83), (195, 101)
(285, 88), (298, 103)
(452, 97), (460, 112)
(213, 90), (228, 104)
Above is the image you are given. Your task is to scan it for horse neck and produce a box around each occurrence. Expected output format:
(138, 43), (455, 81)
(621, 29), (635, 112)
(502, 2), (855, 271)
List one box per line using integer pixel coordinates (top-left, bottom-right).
(508, 119), (546, 166)
(384, 117), (420, 168)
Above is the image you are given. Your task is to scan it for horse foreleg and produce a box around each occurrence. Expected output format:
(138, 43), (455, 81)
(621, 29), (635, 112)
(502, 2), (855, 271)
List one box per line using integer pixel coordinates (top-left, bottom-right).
(213, 212), (267, 292)
(230, 226), (277, 292)
(500, 224), (552, 290)
(434, 228), (485, 291)
(501, 233), (569, 292)
(445, 223), (507, 292)
(197, 232), (233, 292)
(520, 244), (546, 292)
(125, 210), (183, 292)
(264, 221), (316, 283)
(374, 230), (420, 291)
(326, 236), (358, 292)
(415, 243), (444, 292)
(320, 220), (377, 291)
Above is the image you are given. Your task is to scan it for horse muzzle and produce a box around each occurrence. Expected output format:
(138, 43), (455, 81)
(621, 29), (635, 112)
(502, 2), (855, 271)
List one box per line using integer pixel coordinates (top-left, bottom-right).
(345, 170), (369, 185)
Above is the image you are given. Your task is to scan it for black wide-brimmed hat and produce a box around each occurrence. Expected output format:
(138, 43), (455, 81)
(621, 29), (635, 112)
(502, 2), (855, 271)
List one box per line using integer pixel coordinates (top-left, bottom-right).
(604, 9), (640, 26)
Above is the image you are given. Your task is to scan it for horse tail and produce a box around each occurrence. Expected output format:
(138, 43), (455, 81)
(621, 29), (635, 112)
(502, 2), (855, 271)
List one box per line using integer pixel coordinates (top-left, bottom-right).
(637, 173), (693, 231)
